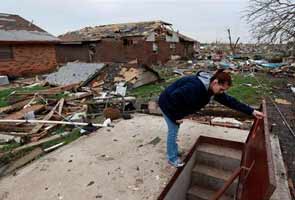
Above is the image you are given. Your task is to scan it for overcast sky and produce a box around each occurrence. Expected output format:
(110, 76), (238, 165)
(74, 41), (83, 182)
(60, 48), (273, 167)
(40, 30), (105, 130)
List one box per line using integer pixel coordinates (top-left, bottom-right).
(2, 0), (254, 43)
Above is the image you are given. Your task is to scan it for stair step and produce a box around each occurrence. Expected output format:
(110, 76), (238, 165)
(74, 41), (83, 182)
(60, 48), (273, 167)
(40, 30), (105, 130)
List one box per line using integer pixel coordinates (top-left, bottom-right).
(195, 143), (242, 171)
(187, 185), (234, 200)
(192, 164), (238, 196)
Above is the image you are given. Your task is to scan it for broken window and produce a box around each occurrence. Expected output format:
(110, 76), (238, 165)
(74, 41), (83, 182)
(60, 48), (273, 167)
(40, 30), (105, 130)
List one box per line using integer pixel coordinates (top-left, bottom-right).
(153, 43), (158, 53)
(170, 43), (176, 49)
(123, 39), (133, 46)
(0, 45), (13, 60)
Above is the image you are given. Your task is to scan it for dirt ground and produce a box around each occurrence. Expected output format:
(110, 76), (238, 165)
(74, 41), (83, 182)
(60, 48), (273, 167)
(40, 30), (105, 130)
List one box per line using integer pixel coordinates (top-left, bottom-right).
(0, 114), (248, 200)
(266, 77), (295, 199)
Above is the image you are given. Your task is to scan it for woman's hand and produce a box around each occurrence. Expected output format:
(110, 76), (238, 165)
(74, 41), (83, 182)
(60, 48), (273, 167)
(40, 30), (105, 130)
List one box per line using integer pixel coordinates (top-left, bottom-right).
(252, 110), (265, 119)
(176, 119), (184, 124)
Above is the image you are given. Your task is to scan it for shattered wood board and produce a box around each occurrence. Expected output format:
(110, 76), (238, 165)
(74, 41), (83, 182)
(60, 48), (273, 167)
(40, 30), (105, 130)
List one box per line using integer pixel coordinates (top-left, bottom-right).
(3, 105), (45, 120)
(114, 67), (139, 83)
(0, 125), (34, 132)
(0, 99), (31, 114)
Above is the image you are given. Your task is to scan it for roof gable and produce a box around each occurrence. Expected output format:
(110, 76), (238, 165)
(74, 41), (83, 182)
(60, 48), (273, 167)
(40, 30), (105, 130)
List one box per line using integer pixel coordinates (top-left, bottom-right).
(0, 13), (59, 43)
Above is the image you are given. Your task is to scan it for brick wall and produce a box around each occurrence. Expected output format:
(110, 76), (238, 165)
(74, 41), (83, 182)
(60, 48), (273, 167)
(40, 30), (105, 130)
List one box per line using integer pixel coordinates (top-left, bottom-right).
(95, 38), (194, 65)
(0, 44), (57, 77)
(56, 43), (90, 63)
(55, 38), (194, 66)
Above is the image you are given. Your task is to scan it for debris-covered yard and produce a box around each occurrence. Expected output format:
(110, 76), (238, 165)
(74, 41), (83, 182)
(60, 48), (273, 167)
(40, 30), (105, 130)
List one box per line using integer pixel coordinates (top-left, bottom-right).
(0, 114), (249, 200)
(0, 11), (295, 199)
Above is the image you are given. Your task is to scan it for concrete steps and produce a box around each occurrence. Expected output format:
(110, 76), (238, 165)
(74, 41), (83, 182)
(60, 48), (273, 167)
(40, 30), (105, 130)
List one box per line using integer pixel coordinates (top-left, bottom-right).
(187, 185), (232, 200)
(192, 164), (238, 196)
(186, 142), (242, 200)
(195, 143), (242, 171)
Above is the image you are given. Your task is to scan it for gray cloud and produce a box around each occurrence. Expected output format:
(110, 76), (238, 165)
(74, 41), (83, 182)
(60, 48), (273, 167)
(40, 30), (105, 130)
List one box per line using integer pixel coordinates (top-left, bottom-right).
(2, 0), (253, 43)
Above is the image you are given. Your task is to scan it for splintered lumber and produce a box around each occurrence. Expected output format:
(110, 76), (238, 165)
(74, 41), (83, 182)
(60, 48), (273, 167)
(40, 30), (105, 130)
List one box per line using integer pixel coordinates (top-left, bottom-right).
(65, 92), (92, 101)
(15, 83), (79, 95)
(0, 124), (34, 132)
(0, 99), (31, 114)
(30, 124), (58, 142)
(58, 98), (64, 115)
(3, 104), (45, 120)
(1, 148), (43, 176)
(30, 100), (62, 135)
(0, 119), (110, 127)
(2, 134), (62, 157)
(0, 132), (31, 137)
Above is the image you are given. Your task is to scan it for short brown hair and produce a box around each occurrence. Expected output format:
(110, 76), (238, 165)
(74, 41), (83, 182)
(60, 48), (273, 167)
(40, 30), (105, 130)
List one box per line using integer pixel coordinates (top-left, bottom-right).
(210, 69), (232, 86)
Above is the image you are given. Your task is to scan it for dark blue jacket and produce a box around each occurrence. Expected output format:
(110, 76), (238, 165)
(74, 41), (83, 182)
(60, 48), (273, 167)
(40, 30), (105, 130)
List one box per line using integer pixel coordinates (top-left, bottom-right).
(158, 72), (254, 123)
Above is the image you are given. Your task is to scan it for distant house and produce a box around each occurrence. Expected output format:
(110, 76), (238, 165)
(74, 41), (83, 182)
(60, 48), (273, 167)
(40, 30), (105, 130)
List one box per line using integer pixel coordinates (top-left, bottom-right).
(0, 13), (60, 77)
(57, 21), (198, 65)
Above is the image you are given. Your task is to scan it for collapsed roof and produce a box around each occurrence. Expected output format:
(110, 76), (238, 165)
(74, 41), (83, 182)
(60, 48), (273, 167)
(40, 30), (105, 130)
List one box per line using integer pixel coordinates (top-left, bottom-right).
(59, 20), (196, 42)
(0, 13), (59, 43)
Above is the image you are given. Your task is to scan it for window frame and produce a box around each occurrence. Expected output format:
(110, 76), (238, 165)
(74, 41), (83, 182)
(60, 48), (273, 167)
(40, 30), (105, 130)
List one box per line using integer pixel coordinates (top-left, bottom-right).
(0, 45), (14, 61)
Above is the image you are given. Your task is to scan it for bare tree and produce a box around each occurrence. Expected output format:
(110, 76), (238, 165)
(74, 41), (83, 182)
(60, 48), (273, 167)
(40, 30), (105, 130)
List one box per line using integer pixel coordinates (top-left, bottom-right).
(245, 0), (295, 43)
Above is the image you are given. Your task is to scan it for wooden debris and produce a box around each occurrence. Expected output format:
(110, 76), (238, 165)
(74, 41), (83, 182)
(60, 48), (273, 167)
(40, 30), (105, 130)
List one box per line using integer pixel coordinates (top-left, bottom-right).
(0, 132), (31, 137)
(0, 148), (43, 176)
(275, 98), (292, 105)
(3, 104), (45, 120)
(29, 100), (62, 135)
(3, 134), (62, 156)
(30, 124), (58, 142)
(65, 92), (92, 101)
(14, 83), (78, 95)
(0, 99), (31, 114)
(0, 119), (109, 127)
(0, 124), (34, 132)
(58, 98), (64, 115)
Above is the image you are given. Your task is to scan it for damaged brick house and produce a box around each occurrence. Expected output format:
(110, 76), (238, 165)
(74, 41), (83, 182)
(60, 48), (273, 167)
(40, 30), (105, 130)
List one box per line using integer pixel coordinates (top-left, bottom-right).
(57, 21), (198, 65)
(0, 13), (60, 77)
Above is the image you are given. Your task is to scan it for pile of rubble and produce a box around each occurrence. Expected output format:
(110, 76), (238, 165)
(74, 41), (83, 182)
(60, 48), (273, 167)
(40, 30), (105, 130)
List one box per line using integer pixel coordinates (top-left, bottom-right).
(0, 62), (162, 176)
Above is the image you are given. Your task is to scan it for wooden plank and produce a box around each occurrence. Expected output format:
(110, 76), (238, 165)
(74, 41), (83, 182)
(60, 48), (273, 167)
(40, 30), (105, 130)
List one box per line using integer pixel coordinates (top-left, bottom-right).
(0, 132), (31, 137)
(3, 105), (45, 120)
(3, 134), (61, 156)
(58, 98), (64, 115)
(30, 124), (58, 142)
(15, 83), (79, 95)
(30, 100), (62, 135)
(0, 99), (31, 114)
(65, 92), (92, 101)
(0, 119), (108, 127)
(0, 124), (34, 132)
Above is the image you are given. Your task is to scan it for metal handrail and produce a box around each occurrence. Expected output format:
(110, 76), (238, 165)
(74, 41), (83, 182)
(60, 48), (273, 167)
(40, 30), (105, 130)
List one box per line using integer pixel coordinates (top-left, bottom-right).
(211, 167), (243, 200)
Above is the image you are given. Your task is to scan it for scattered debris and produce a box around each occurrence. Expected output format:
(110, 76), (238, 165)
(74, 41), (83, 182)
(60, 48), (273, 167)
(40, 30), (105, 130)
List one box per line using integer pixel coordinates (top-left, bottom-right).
(0, 148), (43, 176)
(211, 117), (243, 128)
(45, 62), (105, 86)
(147, 137), (161, 146)
(275, 98), (292, 105)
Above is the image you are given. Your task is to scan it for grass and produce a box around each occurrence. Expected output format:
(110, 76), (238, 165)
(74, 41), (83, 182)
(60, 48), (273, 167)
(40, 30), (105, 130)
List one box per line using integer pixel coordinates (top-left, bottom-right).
(41, 128), (81, 149)
(0, 142), (21, 152)
(228, 73), (285, 105)
(0, 128), (82, 165)
(128, 76), (180, 100)
(129, 71), (286, 106)
(0, 85), (47, 107)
